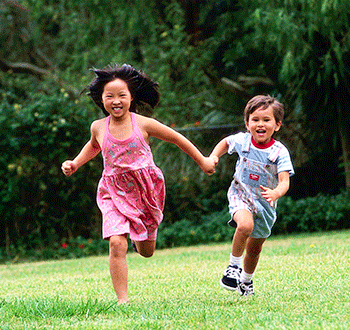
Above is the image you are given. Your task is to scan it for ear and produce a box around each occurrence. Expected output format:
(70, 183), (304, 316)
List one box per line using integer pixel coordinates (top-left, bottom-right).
(275, 121), (282, 132)
(245, 121), (250, 132)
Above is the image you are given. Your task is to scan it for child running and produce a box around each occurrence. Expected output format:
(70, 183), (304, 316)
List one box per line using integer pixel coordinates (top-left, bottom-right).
(209, 95), (294, 296)
(61, 64), (216, 304)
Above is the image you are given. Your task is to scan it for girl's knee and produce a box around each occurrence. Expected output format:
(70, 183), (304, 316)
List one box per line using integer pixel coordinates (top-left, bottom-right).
(140, 250), (154, 258)
(109, 235), (128, 257)
(135, 240), (156, 258)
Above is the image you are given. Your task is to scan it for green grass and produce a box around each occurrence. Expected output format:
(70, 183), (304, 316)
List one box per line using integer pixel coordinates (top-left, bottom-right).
(1, 230), (350, 329)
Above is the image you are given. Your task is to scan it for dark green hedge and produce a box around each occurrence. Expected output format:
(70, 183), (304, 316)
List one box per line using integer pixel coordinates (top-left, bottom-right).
(156, 191), (350, 249)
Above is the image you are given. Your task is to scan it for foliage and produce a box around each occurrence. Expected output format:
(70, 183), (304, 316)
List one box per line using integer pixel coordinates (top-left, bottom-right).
(206, 0), (350, 188)
(0, 75), (103, 258)
(274, 190), (350, 234)
(1, 0), (350, 260)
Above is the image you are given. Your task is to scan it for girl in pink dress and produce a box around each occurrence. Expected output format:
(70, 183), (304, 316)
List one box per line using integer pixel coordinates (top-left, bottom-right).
(62, 64), (216, 304)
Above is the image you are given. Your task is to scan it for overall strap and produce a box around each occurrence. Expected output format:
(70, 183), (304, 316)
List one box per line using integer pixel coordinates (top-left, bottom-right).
(268, 141), (283, 162)
(242, 132), (251, 153)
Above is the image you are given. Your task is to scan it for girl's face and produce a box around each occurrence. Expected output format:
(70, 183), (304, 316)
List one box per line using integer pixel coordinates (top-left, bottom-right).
(102, 79), (133, 119)
(245, 106), (281, 145)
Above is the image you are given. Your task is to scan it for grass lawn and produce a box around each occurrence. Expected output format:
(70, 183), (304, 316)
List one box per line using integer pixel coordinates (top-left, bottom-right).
(1, 230), (349, 329)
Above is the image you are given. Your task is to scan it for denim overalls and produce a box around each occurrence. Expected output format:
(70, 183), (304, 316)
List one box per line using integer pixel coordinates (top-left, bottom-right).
(227, 133), (283, 238)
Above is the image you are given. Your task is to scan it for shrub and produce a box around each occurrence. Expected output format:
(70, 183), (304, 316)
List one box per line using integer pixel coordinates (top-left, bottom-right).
(0, 84), (103, 260)
(274, 191), (350, 235)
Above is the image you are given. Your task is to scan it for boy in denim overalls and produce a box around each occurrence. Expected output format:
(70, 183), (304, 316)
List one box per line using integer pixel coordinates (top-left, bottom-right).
(209, 95), (294, 295)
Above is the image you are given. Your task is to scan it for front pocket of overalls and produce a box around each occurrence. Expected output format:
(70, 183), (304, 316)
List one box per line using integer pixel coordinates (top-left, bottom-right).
(242, 168), (268, 188)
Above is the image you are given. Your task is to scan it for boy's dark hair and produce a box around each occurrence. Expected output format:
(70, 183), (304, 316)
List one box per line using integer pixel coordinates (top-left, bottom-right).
(244, 95), (284, 123)
(87, 64), (160, 116)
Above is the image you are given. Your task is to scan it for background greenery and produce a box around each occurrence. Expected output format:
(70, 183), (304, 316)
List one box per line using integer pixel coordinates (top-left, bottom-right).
(1, 0), (350, 262)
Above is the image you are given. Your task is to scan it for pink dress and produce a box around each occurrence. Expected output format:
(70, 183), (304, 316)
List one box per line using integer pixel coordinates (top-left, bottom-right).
(96, 113), (165, 241)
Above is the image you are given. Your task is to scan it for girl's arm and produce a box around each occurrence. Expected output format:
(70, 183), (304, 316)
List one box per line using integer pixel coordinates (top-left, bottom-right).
(143, 117), (216, 175)
(260, 171), (290, 206)
(61, 121), (102, 177)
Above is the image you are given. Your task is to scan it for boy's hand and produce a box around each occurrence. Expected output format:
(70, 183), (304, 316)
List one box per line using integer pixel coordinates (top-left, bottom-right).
(200, 156), (219, 176)
(61, 160), (78, 177)
(260, 185), (279, 207)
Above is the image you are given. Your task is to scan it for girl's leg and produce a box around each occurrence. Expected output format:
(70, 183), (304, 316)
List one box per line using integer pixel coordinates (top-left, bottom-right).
(243, 237), (266, 274)
(133, 240), (156, 258)
(109, 235), (129, 304)
(231, 209), (254, 257)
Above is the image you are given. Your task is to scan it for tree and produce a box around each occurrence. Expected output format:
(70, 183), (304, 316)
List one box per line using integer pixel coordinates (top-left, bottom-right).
(201, 0), (350, 191)
(263, 0), (350, 190)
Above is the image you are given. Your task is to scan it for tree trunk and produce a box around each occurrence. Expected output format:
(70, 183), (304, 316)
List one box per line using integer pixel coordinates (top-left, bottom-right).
(338, 108), (350, 191)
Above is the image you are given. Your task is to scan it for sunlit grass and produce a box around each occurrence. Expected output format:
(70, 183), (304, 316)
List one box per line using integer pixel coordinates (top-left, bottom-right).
(1, 230), (349, 329)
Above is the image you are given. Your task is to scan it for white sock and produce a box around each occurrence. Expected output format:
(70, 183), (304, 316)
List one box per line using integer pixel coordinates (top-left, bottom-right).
(240, 270), (254, 283)
(229, 254), (243, 268)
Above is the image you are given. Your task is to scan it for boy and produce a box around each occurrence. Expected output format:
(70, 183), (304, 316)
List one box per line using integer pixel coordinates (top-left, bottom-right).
(210, 95), (294, 295)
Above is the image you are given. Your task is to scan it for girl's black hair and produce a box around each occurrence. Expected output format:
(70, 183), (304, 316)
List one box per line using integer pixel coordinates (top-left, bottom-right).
(86, 64), (160, 116)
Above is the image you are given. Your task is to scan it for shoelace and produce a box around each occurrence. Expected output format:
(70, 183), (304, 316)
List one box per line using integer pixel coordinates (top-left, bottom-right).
(225, 266), (241, 279)
(240, 282), (254, 295)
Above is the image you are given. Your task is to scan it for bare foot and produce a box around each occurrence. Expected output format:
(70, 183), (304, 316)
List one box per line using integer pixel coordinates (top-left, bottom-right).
(117, 299), (129, 305)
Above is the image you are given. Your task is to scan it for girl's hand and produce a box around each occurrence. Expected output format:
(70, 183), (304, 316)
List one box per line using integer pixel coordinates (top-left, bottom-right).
(260, 185), (279, 207)
(61, 160), (78, 177)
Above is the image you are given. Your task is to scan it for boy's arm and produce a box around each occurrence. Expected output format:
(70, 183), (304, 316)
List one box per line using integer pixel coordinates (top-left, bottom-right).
(209, 138), (229, 162)
(62, 122), (101, 176)
(260, 171), (290, 206)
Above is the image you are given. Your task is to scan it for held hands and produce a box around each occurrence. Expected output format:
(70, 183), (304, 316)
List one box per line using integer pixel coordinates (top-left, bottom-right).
(260, 185), (279, 207)
(200, 155), (219, 176)
(61, 160), (78, 177)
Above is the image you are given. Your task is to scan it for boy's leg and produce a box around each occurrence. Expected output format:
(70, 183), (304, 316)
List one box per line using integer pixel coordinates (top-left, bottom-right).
(243, 237), (266, 274)
(238, 237), (266, 296)
(220, 210), (254, 291)
(109, 235), (129, 304)
(231, 209), (255, 257)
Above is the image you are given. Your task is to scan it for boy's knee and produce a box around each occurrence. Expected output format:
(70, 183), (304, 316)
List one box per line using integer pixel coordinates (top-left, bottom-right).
(236, 222), (254, 237)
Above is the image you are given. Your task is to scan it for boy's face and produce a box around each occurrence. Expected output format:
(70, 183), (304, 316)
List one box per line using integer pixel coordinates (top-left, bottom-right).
(245, 106), (282, 145)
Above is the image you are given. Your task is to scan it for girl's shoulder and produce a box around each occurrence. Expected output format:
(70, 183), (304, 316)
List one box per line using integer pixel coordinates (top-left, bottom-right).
(90, 117), (108, 140)
(134, 113), (160, 132)
(91, 117), (107, 130)
(134, 113), (154, 125)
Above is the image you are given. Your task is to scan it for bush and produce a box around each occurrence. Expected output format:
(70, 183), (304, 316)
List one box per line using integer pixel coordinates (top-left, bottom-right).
(0, 82), (104, 261)
(273, 191), (350, 235)
(157, 191), (350, 249)
(157, 209), (233, 249)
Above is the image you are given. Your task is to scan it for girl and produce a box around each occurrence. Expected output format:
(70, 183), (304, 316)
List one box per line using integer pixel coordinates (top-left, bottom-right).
(61, 64), (216, 304)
